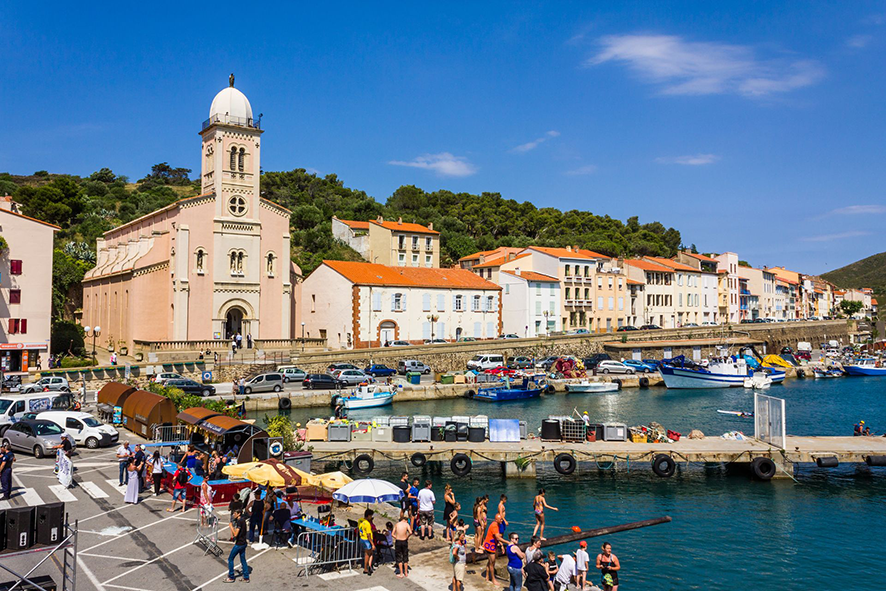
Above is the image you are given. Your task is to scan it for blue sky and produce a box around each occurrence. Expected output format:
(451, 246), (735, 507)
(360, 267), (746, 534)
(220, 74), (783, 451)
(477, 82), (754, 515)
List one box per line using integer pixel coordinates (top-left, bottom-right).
(2, 2), (884, 274)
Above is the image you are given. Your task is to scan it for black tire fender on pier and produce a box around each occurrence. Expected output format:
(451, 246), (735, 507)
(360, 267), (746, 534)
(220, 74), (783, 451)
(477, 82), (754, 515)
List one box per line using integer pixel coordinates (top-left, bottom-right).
(864, 455), (886, 467)
(639, 377), (650, 388)
(613, 378), (622, 390)
(553, 453), (576, 475)
(751, 457), (777, 480)
(410, 452), (427, 468)
(465, 389), (476, 399)
(651, 454), (676, 478)
(544, 384), (555, 395)
(796, 369), (806, 379)
(352, 454), (375, 476)
(278, 397), (292, 410)
(450, 453), (472, 477)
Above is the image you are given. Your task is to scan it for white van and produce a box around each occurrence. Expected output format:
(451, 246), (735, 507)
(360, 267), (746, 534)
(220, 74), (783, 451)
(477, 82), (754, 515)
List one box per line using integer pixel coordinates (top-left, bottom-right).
(38, 411), (119, 449)
(467, 354), (505, 371)
(797, 342), (812, 352)
(0, 393), (75, 434)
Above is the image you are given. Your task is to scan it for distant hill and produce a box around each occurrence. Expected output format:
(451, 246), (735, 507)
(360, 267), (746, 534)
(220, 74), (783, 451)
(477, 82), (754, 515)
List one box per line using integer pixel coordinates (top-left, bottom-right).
(822, 252), (886, 302)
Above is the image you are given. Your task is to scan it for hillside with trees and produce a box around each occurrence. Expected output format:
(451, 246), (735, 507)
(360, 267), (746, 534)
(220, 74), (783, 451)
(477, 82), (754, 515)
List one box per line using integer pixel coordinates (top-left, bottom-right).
(1, 166), (684, 346)
(822, 252), (886, 307)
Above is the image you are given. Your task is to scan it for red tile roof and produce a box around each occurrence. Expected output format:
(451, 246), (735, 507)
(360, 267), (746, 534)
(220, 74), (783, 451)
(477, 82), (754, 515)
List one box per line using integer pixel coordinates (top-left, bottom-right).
(624, 259), (674, 273)
(0, 207), (61, 230)
(473, 253), (530, 269)
(626, 278), (644, 285)
(371, 220), (438, 235)
(501, 270), (559, 282)
(458, 250), (493, 262)
(872, 298), (878, 305)
(323, 260), (499, 289)
(526, 246), (602, 260)
(682, 251), (718, 262)
(644, 257), (697, 272)
(338, 219), (370, 230)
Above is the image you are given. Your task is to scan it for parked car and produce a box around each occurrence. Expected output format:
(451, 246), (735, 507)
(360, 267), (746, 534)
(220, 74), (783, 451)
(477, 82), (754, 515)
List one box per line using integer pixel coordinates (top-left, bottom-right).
(334, 369), (372, 386)
(242, 373), (284, 394)
(302, 374), (338, 390)
(642, 358), (663, 369)
(457, 337), (477, 342)
(152, 372), (184, 384)
(0, 393), (75, 434)
(466, 354), (505, 371)
(39, 411), (119, 449)
(596, 360), (634, 375)
(536, 356), (560, 371)
(388, 341), (411, 347)
(507, 356), (534, 370)
(484, 366), (517, 377)
(639, 325), (662, 330)
(398, 360), (431, 375)
(327, 363), (359, 374)
(616, 326), (639, 332)
(277, 366), (307, 382)
(423, 339), (448, 345)
(1, 375), (22, 392)
(497, 334), (521, 340)
(165, 378), (215, 397)
(21, 377), (70, 394)
(3, 419), (73, 458)
(582, 353), (612, 370)
(364, 364), (396, 377)
(683, 323), (699, 327)
(567, 328), (590, 335)
(795, 351), (812, 361)
(622, 359), (654, 373)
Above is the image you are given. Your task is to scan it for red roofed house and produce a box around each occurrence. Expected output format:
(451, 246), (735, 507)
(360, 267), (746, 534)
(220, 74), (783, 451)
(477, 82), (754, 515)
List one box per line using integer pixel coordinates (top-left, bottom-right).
(624, 259), (676, 328)
(499, 269), (562, 337)
(332, 216), (440, 268)
(301, 260), (501, 348)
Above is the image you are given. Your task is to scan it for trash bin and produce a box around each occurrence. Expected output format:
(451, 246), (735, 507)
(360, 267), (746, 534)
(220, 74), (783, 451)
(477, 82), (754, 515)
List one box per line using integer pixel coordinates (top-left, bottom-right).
(412, 415), (431, 442)
(440, 374), (455, 385)
(468, 427), (486, 442)
(392, 426), (411, 443)
(407, 372), (421, 385)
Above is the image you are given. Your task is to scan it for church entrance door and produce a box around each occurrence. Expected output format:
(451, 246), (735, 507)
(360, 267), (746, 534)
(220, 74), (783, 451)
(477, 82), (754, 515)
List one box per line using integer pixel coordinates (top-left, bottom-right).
(225, 308), (244, 339)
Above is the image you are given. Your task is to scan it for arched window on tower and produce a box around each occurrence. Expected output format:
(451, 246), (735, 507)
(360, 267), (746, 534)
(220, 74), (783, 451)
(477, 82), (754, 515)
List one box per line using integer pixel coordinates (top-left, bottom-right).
(230, 147), (237, 171)
(266, 252), (275, 277)
(195, 248), (205, 274)
(238, 148), (245, 172)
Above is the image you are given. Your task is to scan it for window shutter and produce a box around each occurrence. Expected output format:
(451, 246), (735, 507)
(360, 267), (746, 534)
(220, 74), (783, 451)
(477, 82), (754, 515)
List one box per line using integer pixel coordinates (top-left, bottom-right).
(423, 294), (431, 312)
(391, 294), (397, 311)
(19, 319), (26, 334)
(373, 293), (381, 311)
(7, 319), (14, 334)
(437, 294), (445, 311)
(401, 293), (407, 310)
(474, 322), (482, 337)
(453, 294), (458, 310)
(437, 322), (445, 339)
(487, 322), (495, 338)
(422, 322), (431, 340)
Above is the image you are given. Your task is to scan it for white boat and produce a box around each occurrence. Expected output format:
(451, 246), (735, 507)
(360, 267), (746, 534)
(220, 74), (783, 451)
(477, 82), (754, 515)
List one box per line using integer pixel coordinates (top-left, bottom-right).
(659, 355), (783, 389)
(743, 374), (772, 389)
(333, 384), (398, 409)
(565, 381), (620, 393)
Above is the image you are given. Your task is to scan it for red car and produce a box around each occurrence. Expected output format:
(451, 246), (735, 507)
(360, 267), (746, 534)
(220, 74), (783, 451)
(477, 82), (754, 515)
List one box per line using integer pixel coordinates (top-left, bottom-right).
(796, 351), (811, 361)
(484, 366), (517, 377)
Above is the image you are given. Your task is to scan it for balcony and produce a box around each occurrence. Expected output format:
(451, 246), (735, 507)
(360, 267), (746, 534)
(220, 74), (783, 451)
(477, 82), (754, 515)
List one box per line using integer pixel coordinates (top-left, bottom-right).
(202, 113), (261, 130)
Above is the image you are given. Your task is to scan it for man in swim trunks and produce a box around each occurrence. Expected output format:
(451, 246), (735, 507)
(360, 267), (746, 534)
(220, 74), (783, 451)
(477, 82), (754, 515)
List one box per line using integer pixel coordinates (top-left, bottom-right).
(391, 514), (412, 578)
(483, 513), (506, 587)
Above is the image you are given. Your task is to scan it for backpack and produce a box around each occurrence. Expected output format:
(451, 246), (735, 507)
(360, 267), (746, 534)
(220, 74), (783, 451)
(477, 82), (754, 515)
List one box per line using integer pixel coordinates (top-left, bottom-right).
(176, 470), (188, 486)
(449, 543), (458, 564)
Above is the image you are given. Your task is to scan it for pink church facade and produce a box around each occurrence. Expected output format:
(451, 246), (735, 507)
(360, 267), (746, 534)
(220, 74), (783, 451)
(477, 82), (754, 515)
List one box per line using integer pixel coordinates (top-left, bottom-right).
(82, 80), (301, 352)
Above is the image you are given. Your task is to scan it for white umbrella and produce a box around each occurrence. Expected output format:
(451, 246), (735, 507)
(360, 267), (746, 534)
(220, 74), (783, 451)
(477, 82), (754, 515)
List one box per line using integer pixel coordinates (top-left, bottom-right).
(332, 478), (404, 504)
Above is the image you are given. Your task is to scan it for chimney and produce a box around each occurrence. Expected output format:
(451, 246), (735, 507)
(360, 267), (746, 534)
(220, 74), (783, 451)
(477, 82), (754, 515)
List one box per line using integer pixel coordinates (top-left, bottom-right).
(574, 245), (580, 252)
(515, 268), (521, 276)
(0, 195), (13, 212)
(377, 215), (383, 223)
(428, 222), (433, 231)
(397, 217), (403, 225)
(565, 246), (572, 252)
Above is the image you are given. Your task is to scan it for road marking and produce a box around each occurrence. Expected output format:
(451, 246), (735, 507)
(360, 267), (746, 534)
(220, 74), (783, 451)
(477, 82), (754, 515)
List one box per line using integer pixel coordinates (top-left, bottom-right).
(318, 569), (361, 580)
(19, 487), (44, 506)
(80, 481), (110, 499)
(190, 547), (272, 590)
(0, 500), (9, 510)
(83, 508), (193, 551)
(49, 484), (78, 503)
(105, 479), (128, 495)
(78, 555), (105, 591)
(101, 541), (196, 585)
(104, 585), (154, 591)
(80, 553), (148, 563)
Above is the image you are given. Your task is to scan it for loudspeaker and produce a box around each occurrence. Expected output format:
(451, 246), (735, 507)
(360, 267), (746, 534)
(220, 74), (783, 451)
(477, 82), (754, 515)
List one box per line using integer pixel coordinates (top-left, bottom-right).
(0, 510), (6, 552)
(35, 502), (64, 546)
(0, 574), (57, 590)
(5, 507), (34, 552)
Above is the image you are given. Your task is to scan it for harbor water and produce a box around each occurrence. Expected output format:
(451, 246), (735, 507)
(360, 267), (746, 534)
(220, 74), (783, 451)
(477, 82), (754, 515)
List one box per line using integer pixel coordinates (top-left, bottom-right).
(251, 377), (886, 589)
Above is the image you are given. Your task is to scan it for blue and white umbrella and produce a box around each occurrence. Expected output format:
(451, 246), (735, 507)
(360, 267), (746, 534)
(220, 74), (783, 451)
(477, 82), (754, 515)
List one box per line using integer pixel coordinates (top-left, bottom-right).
(332, 478), (404, 504)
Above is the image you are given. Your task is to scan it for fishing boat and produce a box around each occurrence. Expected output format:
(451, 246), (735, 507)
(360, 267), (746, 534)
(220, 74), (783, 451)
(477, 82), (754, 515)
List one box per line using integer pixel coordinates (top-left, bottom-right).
(565, 381), (620, 393)
(659, 355), (784, 389)
(473, 376), (543, 402)
(844, 358), (886, 377)
(813, 367), (845, 378)
(332, 384), (398, 409)
(717, 409), (754, 418)
(743, 374), (772, 389)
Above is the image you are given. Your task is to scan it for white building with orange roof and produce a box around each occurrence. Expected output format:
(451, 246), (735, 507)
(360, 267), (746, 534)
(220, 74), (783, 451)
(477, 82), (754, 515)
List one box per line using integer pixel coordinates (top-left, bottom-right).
(301, 260), (501, 349)
(715, 252), (741, 324)
(499, 269), (561, 337)
(332, 216), (440, 268)
(644, 257), (704, 327)
(624, 259), (676, 328)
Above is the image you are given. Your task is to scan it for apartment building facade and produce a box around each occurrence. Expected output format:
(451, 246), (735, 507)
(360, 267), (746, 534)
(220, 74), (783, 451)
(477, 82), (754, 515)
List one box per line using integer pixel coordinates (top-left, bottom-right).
(332, 216), (440, 268)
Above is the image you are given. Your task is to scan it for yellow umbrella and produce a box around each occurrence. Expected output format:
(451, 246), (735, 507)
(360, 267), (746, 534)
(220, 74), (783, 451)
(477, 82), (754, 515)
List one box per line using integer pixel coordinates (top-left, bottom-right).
(223, 458), (302, 487)
(221, 461), (260, 480)
(291, 469), (353, 491)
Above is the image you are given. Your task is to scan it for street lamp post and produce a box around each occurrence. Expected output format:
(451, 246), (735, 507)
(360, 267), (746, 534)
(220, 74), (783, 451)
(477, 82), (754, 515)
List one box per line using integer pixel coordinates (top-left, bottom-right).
(543, 310), (550, 336)
(427, 314), (439, 341)
(84, 326), (101, 361)
(301, 322), (305, 353)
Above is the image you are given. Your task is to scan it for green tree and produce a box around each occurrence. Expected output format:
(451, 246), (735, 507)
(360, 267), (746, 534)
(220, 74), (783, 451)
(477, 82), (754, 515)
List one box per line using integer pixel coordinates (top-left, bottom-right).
(51, 321), (86, 356)
(839, 300), (864, 316)
(264, 414), (297, 451)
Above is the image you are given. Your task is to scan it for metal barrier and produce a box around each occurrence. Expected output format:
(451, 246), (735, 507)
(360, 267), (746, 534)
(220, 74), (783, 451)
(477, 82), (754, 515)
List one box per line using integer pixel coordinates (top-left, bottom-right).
(194, 510), (221, 557)
(153, 424), (189, 442)
(291, 527), (361, 576)
(754, 393), (786, 449)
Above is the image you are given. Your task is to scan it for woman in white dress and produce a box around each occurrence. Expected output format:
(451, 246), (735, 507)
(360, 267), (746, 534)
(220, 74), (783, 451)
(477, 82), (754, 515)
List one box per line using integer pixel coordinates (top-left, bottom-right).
(124, 458), (141, 504)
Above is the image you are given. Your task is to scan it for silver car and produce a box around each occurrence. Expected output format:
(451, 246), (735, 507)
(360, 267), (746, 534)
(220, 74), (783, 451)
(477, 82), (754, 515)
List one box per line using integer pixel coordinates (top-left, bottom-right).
(21, 377), (70, 394)
(3, 419), (73, 458)
(243, 373), (285, 394)
(596, 360), (635, 375)
(333, 369), (372, 386)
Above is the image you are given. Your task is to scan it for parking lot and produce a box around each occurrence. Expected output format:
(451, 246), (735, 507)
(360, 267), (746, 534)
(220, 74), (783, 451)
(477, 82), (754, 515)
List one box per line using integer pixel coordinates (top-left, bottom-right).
(0, 442), (445, 591)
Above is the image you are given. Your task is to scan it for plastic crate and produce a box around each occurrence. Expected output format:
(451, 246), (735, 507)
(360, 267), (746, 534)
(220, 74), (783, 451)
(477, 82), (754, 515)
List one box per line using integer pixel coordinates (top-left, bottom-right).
(412, 424), (431, 442)
(452, 415), (471, 426)
(603, 423), (627, 442)
(561, 419), (586, 442)
(372, 426), (392, 442)
(433, 416), (451, 427)
(328, 423), (352, 442)
(519, 420), (527, 440)
(389, 416), (410, 427)
(630, 432), (647, 443)
(374, 416), (391, 427)
(306, 422), (327, 442)
(413, 415), (432, 425)
(667, 429), (682, 442)
(352, 427), (372, 442)
(469, 415), (489, 428)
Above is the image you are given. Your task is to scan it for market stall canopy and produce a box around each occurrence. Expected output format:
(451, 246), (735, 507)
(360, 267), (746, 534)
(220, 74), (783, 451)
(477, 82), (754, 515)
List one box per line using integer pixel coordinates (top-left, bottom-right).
(200, 415), (263, 437)
(120, 390), (177, 437)
(97, 382), (137, 407)
(177, 407), (223, 426)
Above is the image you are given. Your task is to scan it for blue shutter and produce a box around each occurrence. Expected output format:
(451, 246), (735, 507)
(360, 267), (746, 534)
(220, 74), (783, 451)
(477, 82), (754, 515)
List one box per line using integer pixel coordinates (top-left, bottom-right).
(437, 294), (445, 311)
(453, 294), (457, 310)
(422, 322), (431, 340)
(423, 293), (431, 312)
(473, 322), (482, 337)
(487, 322), (495, 338)
(373, 293), (381, 311)
(391, 294), (397, 311)
(401, 293), (407, 311)
(437, 322), (445, 339)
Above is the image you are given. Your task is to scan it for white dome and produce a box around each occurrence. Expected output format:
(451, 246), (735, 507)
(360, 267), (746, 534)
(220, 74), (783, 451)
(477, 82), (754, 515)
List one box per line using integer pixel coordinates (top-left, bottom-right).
(209, 86), (253, 122)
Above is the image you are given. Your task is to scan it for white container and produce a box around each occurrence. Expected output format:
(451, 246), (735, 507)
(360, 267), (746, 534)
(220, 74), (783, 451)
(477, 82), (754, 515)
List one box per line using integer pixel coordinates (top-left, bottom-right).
(374, 416), (391, 427)
(603, 423), (627, 441)
(372, 426), (392, 442)
(389, 416), (410, 427)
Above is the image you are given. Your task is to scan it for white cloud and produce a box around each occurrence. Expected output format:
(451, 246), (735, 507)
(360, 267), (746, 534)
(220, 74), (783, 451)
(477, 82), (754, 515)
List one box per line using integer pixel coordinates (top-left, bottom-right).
(829, 204), (886, 215)
(656, 153), (720, 166)
(801, 230), (871, 242)
(846, 34), (873, 48)
(511, 130), (560, 153)
(565, 164), (598, 175)
(586, 34), (824, 97)
(388, 152), (478, 177)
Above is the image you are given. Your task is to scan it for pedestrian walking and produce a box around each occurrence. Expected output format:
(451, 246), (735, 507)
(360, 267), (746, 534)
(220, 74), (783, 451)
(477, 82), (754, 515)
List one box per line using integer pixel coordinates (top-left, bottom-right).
(417, 480), (436, 540)
(167, 464), (189, 512)
(505, 532), (526, 591)
(246, 334), (253, 349)
(392, 513), (412, 578)
(124, 458), (141, 504)
(576, 541), (590, 590)
(532, 489), (558, 540)
(116, 441), (131, 486)
(398, 472), (410, 520)
(238, 378), (246, 397)
(133, 444), (146, 491)
(225, 508), (250, 583)
(150, 451), (165, 496)
(200, 479), (215, 526)
(236, 332), (243, 349)
(358, 509), (375, 575)
(231, 337), (237, 356)
(451, 530), (467, 591)
(596, 542), (620, 591)
(0, 442), (15, 500)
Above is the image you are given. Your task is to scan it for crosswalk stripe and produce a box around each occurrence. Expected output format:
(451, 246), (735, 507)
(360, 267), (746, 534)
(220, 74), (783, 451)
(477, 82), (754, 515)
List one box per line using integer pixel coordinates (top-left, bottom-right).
(105, 479), (128, 495)
(19, 487), (44, 506)
(49, 484), (78, 503)
(0, 500), (10, 510)
(80, 481), (109, 499)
